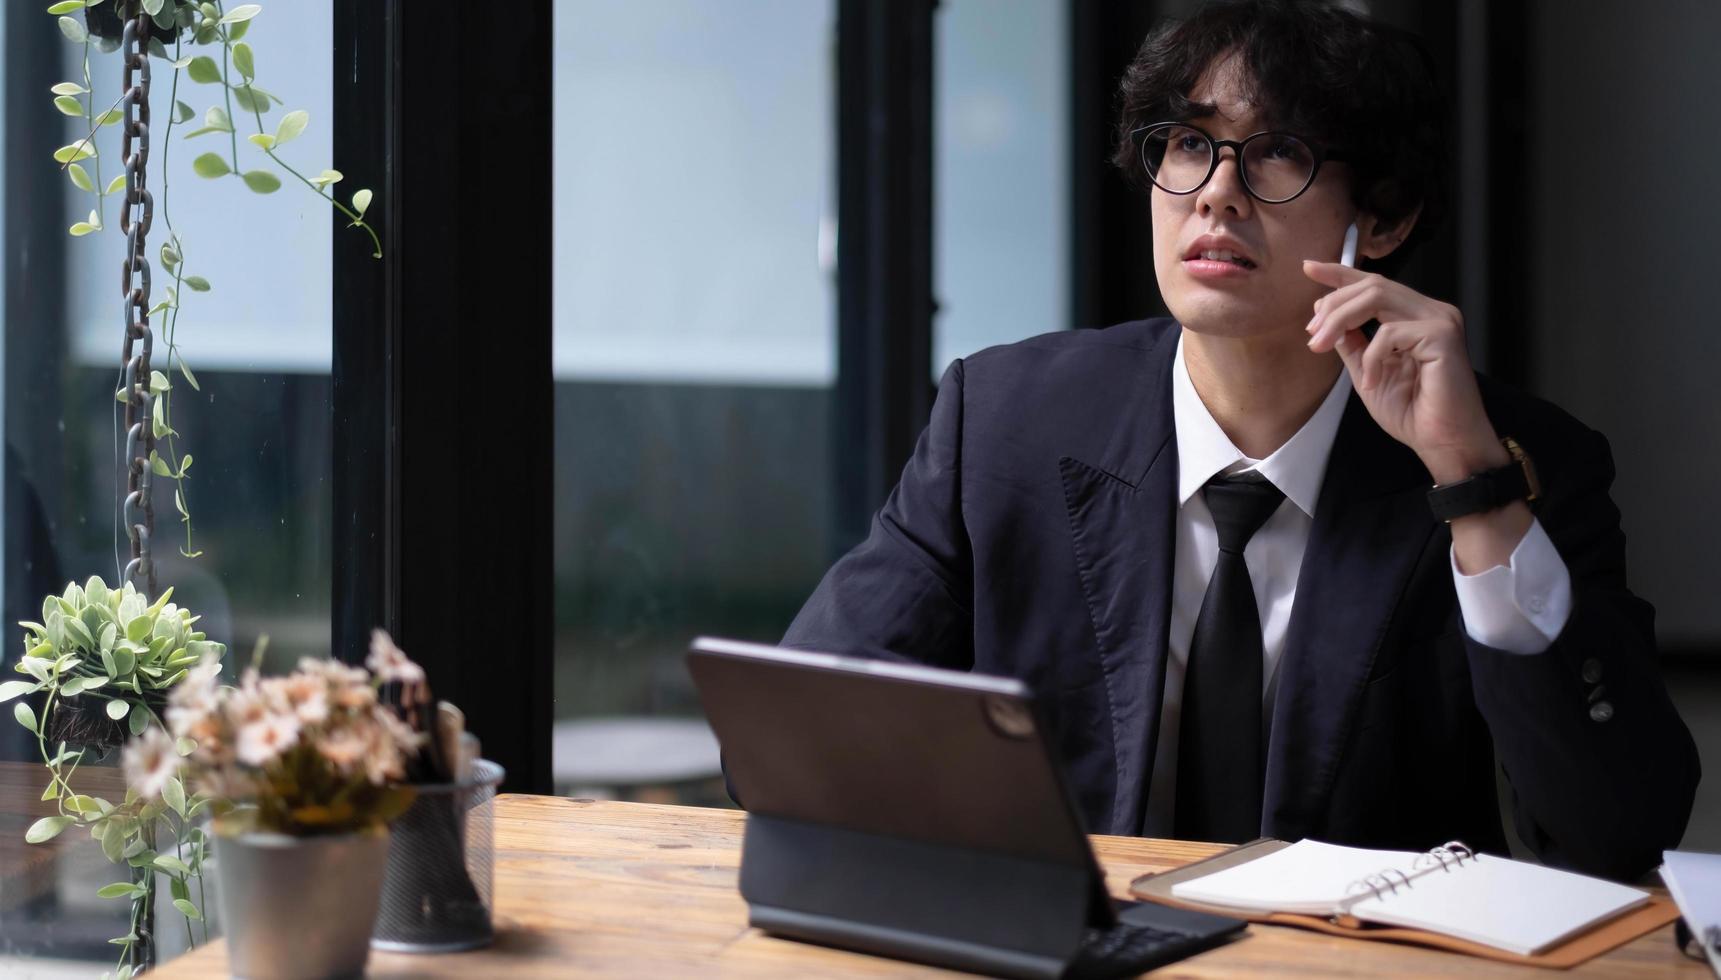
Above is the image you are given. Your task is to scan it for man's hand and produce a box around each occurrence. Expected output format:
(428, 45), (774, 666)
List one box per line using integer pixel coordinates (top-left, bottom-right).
(1301, 259), (1507, 484)
(1302, 259), (1529, 573)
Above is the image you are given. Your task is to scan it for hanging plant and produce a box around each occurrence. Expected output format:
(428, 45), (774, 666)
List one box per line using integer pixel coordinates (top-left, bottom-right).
(3, 577), (227, 979)
(50, 0), (380, 566)
(36, 1), (384, 975)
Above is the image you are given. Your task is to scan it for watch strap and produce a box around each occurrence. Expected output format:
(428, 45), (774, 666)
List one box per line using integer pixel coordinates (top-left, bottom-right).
(1426, 438), (1538, 523)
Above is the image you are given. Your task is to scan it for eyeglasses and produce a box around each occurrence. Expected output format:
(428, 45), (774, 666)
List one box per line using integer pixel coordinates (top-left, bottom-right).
(1132, 122), (1348, 204)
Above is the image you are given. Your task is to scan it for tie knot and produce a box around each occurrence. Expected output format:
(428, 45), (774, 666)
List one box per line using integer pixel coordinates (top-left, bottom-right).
(1203, 475), (1285, 554)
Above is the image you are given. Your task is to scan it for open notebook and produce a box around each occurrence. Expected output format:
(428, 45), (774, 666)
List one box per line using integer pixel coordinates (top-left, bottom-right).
(1165, 839), (1648, 957)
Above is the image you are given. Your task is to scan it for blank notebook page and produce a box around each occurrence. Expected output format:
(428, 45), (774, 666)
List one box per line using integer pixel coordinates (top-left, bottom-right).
(1349, 854), (1648, 956)
(1170, 840), (1424, 915)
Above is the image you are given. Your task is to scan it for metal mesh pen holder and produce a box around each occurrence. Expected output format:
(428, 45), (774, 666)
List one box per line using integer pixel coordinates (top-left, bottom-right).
(372, 759), (506, 952)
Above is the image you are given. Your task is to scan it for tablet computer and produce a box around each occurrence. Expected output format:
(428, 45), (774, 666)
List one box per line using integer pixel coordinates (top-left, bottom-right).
(687, 636), (1244, 979)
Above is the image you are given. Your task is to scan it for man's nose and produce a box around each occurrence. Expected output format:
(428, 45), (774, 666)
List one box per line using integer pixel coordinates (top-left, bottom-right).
(1196, 147), (1252, 217)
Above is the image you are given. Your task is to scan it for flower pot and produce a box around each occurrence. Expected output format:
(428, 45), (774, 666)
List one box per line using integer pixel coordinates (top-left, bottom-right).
(214, 826), (389, 980)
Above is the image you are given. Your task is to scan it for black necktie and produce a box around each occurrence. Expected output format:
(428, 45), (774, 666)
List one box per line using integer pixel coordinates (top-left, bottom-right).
(1175, 473), (1285, 843)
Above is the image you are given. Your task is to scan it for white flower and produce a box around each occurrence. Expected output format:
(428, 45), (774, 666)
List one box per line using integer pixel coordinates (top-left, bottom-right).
(235, 711), (302, 767)
(316, 727), (369, 774)
(279, 673), (330, 725)
(366, 629), (426, 685)
(122, 727), (180, 800)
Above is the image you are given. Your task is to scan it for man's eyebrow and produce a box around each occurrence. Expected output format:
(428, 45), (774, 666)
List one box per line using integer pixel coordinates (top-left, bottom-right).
(1166, 94), (1220, 121)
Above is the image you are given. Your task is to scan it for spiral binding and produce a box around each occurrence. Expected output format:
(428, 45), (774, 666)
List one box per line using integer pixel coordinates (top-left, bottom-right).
(1343, 841), (1476, 902)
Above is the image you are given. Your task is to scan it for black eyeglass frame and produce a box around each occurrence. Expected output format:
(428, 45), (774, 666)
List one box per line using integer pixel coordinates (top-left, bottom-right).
(1131, 121), (1350, 205)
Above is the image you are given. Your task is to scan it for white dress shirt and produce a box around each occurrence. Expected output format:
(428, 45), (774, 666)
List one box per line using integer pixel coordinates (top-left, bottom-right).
(1140, 334), (1574, 836)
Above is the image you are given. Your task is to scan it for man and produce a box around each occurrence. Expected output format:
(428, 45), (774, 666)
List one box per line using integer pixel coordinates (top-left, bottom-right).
(783, 0), (1697, 880)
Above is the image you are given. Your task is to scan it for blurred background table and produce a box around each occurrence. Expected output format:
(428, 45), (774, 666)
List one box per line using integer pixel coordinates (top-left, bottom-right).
(156, 796), (1704, 978)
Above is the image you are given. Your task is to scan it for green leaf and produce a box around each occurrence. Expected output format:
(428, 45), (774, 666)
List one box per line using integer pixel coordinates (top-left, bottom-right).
(147, 37), (169, 61)
(203, 105), (232, 132)
(153, 394), (169, 438)
(25, 816), (72, 844)
(163, 776), (185, 815)
(171, 55), (194, 69)
(56, 15), (85, 42)
(175, 736), (196, 756)
(52, 95), (83, 117)
(53, 142), (95, 163)
(14, 701), (37, 733)
(63, 615), (95, 651)
(46, 2), (87, 15)
(142, 0), (163, 16)
(246, 133), (276, 151)
(0, 680), (37, 702)
(40, 782), (58, 801)
(178, 455), (194, 475)
(106, 698), (129, 720)
(175, 487), (190, 519)
(173, 898), (203, 921)
(183, 275), (211, 292)
(126, 614), (153, 644)
(179, 359), (201, 391)
(105, 174), (126, 194)
(221, 4), (262, 24)
(186, 56), (221, 84)
(149, 370), (171, 394)
(310, 168), (343, 188)
(97, 882), (140, 899)
(69, 221), (97, 237)
(232, 41), (254, 79)
(191, 152), (229, 178)
(50, 81), (88, 96)
(241, 170), (280, 194)
(94, 108), (122, 127)
(66, 162), (93, 191)
(150, 451), (172, 477)
(64, 794), (102, 814)
(352, 188), (373, 219)
(129, 705), (148, 735)
(231, 85), (267, 114)
(274, 109), (309, 146)
(60, 676), (88, 696)
(153, 854), (192, 875)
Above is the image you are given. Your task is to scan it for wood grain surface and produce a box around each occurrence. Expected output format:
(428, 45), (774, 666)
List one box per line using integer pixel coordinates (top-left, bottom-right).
(154, 795), (1705, 978)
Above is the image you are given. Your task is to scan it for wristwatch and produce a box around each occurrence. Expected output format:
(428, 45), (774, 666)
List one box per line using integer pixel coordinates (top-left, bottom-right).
(1426, 436), (1541, 523)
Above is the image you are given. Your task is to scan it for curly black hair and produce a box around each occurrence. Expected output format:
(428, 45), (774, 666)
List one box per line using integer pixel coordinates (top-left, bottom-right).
(1112, 0), (1446, 271)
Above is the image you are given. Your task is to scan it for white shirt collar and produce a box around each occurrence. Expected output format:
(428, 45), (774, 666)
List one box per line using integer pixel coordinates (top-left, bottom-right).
(1171, 330), (1353, 517)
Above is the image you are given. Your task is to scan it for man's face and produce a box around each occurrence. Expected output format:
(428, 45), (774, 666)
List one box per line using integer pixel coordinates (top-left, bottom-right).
(1151, 53), (1356, 342)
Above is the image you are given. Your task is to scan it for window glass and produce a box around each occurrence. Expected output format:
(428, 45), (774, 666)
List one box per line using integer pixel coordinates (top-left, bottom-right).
(934, 0), (1069, 376)
(0, 3), (332, 970)
(552, 1), (836, 802)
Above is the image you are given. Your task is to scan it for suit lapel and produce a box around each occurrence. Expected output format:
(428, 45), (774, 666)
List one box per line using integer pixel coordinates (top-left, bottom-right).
(1057, 328), (1179, 836)
(1261, 393), (1435, 840)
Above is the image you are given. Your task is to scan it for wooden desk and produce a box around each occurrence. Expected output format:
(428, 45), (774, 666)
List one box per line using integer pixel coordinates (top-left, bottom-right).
(159, 795), (1703, 978)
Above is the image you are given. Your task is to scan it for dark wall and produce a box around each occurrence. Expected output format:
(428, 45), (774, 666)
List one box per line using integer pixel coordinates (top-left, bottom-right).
(1527, 0), (1721, 652)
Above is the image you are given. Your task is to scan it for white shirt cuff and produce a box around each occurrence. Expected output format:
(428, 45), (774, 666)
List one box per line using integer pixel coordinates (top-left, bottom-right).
(1450, 518), (1573, 655)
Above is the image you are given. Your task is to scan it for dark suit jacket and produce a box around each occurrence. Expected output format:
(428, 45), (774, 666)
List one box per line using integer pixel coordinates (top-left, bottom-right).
(783, 318), (1698, 881)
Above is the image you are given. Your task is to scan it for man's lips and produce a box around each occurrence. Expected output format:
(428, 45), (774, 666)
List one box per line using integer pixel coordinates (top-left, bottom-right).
(1183, 235), (1258, 268)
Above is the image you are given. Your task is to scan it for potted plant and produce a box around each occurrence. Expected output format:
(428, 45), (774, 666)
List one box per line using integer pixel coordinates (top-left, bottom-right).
(2, 578), (225, 976)
(127, 637), (424, 979)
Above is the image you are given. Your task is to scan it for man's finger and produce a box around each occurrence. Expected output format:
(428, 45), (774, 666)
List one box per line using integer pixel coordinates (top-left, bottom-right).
(1334, 327), (1368, 385)
(1302, 258), (1368, 289)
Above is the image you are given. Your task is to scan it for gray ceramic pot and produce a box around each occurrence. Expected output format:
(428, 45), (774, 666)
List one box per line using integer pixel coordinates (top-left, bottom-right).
(214, 826), (389, 980)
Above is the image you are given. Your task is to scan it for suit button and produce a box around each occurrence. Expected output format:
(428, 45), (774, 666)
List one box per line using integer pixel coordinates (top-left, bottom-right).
(1526, 594), (1545, 614)
(1589, 701), (1614, 723)
(1581, 658), (1603, 684)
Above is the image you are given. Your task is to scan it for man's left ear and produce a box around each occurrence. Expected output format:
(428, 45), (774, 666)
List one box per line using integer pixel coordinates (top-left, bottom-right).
(1358, 205), (1423, 261)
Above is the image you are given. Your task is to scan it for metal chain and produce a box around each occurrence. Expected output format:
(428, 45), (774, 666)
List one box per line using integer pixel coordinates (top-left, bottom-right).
(119, 12), (156, 599)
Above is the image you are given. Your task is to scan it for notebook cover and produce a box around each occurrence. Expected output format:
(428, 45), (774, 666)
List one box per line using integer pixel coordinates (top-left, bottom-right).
(1129, 839), (1680, 969)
